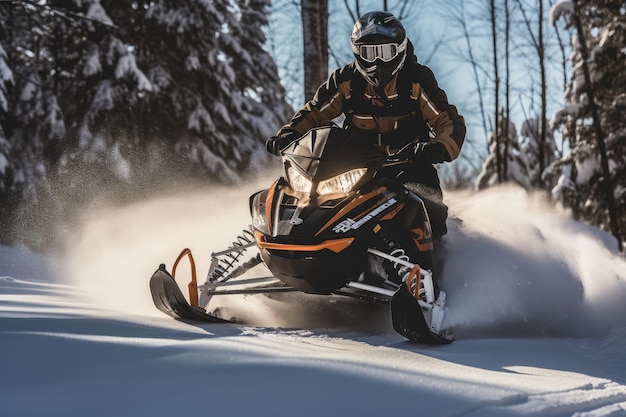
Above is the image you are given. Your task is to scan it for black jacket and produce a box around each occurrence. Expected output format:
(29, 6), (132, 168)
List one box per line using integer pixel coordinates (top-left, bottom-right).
(275, 53), (466, 161)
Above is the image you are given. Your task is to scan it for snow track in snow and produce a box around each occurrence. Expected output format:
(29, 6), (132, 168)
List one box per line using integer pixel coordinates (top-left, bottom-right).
(2, 256), (626, 416)
(463, 382), (626, 417)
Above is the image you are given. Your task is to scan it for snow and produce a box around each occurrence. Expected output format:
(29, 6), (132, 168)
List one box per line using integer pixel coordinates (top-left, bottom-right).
(114, 55), (153, 92)
(44, 95), (66, 140)
(86, 1), (113, 26)
(550, 0), (574, 26)
(0, 153), (7, 175)
(551, 104), (583, 129)
(0, 43), (13, 112)
(187, 101), (216, 134)
(111, 142), (130, 180)
(83, 45), (102, 76)
(2, 186), (626, 416)
(19, 77), (39, 102)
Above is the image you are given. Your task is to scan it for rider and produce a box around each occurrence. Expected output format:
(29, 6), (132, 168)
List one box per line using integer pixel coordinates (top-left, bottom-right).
(266, 11), (466, 241)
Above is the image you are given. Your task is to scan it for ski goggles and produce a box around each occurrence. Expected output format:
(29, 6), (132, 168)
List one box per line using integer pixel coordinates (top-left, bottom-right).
(357, 39), (407, 63)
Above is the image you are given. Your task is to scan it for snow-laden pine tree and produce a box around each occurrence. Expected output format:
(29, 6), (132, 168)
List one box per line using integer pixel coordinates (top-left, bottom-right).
(4, 0), (291, 190)
(0, 1), (86, 247)
(0, 41), (12, 186)
(55, 0), (156, 189)
(1, 0), (292, 249)
(79, 0), (292, 185)
(548, 0), (625, 247)
(0, 2), (67, 200)
(519, 117), (557, 189)
(475, 115), (532, 190)
(212, 0), (294, 174)
(0, 38), (14, 244)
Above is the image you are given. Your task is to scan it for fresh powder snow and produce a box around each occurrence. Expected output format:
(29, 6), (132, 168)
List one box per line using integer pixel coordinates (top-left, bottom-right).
(2, 185), (626, 417)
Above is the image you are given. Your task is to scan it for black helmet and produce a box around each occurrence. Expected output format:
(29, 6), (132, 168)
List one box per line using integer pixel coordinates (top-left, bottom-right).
(351, 11), (408, 88)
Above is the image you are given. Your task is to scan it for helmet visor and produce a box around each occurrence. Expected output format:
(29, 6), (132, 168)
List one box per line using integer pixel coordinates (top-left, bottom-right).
(359, 43), (399, 62)
(357, 38), (407, 63)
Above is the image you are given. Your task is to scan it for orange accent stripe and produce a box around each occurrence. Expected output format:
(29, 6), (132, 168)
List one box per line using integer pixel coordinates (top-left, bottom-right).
(412, 237), (434, 252)
(380, 203), (404, 220)
(265, 181), (277, 232)
(315, 186), (388, 237)
(411, 226), (434, 251)
(255, 230), (353, 253)
(411, 227), (425, 239)
(352, 194), (395, 221)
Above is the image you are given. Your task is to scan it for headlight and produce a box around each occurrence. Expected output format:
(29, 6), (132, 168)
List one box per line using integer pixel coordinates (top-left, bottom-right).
(287, 167), (312, 193)
(317, 168), (367, 195)
(251, 193), (270, 235)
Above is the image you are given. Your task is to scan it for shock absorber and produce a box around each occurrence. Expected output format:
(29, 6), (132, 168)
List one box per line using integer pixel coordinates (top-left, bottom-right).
(375, 228), (427, 300)
(377, 228), (410, 283)
(389, 248), (412, 282)
(208, 228), (259, 282)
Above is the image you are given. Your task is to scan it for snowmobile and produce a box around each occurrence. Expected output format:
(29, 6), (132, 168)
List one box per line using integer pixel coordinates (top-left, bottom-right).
(149, 126), (454, 344)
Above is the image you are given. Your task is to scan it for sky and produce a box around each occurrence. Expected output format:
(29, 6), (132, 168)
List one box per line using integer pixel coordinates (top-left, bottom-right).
(2, 183), (626, 416)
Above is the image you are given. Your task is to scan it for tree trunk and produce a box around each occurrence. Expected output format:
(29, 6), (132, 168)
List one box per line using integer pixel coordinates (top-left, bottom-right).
(538, 0), (546, 188)
(503, 0), (510, 181)
(301, 0), (328, 103)
(490, 0), (501, 182)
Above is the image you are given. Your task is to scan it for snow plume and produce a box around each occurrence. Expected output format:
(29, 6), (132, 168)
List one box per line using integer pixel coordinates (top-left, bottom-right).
(441, 185), (626, 339)
(61, 180), (274, 316)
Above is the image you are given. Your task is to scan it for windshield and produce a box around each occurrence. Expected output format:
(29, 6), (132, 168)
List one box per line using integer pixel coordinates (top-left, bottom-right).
(281, 126), (384, 182)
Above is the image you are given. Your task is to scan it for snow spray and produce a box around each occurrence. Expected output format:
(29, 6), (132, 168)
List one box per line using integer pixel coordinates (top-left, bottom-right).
(440, 185), (626, 338)
(62, 181), (268, 316)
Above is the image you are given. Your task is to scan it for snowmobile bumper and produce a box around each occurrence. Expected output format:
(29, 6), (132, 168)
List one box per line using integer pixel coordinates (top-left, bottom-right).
(257, 238), (367, 294)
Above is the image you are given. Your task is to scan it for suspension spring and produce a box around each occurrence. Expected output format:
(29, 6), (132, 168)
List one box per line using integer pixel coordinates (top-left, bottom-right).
(390, 248), (412, 281)
(209, 228), (256, 282)
(377, 227), (415, 286)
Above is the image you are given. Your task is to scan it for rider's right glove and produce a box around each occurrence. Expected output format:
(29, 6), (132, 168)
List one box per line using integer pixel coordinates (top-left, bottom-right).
(265, 131), (296, 156)
(403, 141), (448, 165)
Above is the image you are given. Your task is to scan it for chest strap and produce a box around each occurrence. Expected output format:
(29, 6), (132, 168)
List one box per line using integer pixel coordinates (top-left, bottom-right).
(345, 66), (431, 146)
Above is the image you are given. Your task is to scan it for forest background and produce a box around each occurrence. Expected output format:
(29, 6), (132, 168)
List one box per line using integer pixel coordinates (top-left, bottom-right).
(0, 0), (624, 252)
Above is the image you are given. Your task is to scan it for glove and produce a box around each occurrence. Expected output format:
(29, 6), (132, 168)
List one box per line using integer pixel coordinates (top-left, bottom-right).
(405, 141), (448, 165)
(265, 132), (295, 156)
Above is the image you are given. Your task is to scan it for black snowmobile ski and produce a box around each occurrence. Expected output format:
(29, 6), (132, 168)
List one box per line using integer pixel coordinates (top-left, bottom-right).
(149, 265), (232, 323)
(391, 285), (454, 345)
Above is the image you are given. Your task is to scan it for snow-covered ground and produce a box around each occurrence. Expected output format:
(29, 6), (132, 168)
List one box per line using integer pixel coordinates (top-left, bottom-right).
(2, 185), (626, 417)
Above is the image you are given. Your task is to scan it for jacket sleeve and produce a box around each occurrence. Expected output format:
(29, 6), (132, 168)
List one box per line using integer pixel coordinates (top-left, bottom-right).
(413, 64), (466, 161)
(275, 66), (351, 138)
